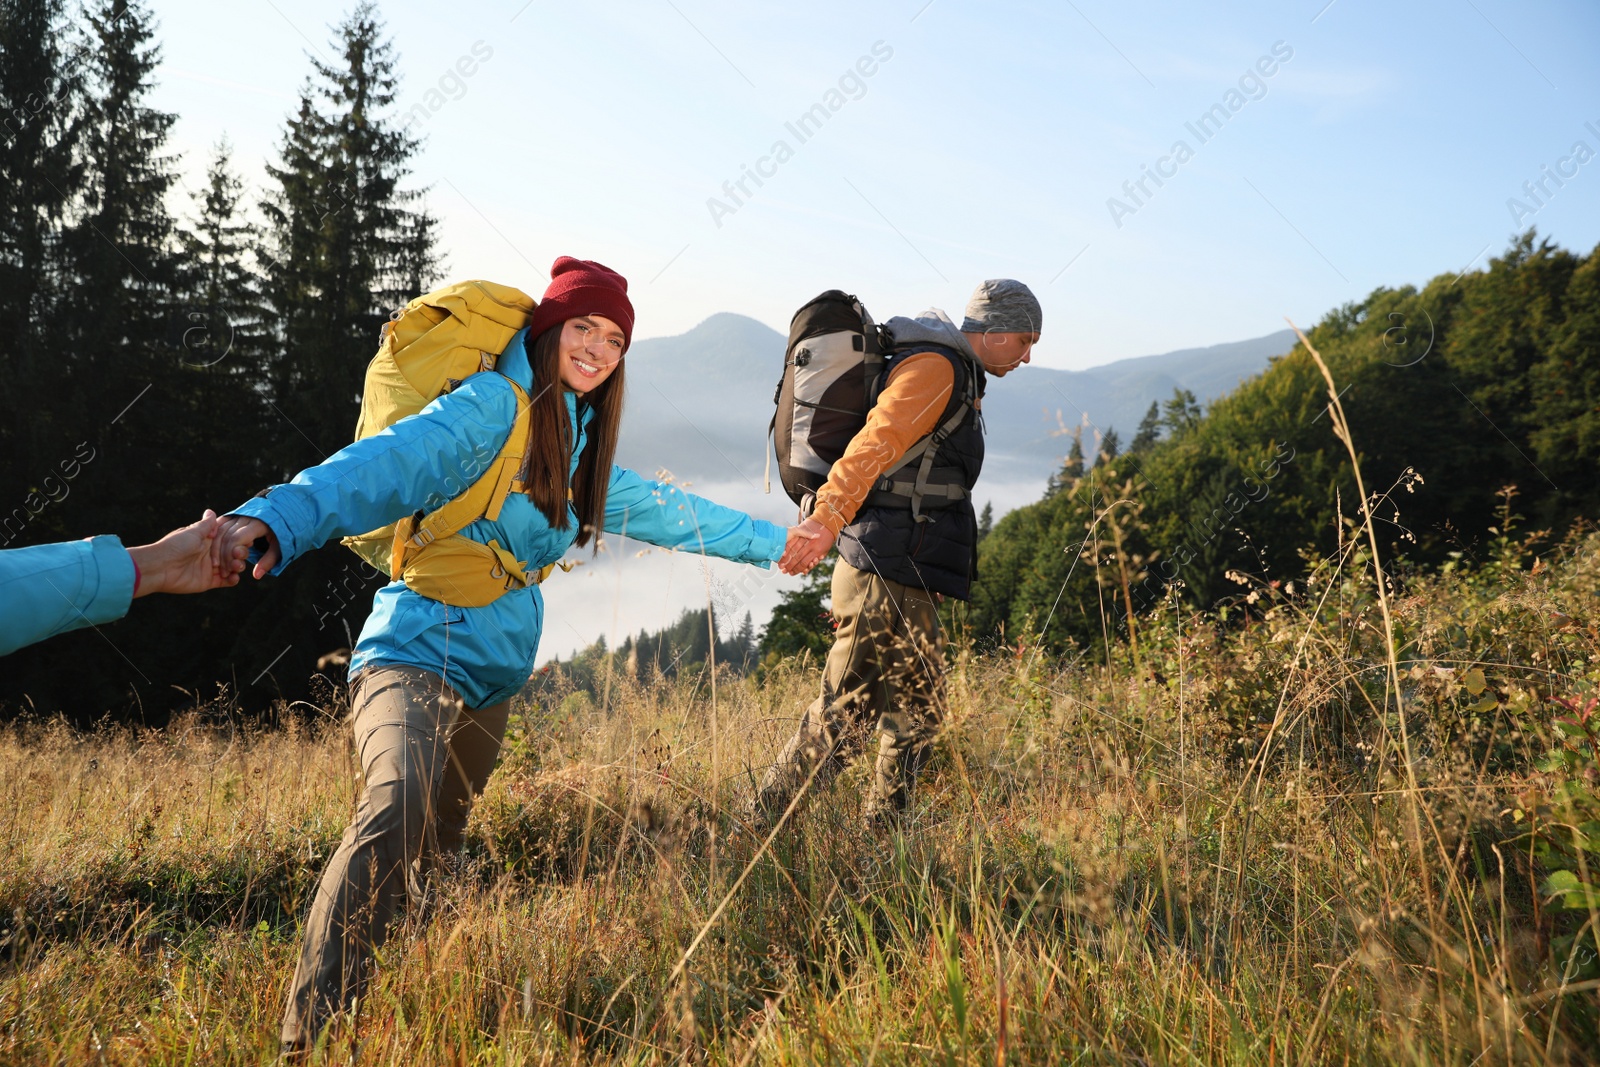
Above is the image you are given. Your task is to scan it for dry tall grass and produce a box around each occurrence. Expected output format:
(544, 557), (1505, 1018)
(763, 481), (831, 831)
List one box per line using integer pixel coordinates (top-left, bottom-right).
(2, 526), (1598, 1064)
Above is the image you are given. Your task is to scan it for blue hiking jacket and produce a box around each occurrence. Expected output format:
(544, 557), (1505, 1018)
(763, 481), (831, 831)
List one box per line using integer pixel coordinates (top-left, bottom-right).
(0, 535), (136, 656)
(232, 328), (785, 708)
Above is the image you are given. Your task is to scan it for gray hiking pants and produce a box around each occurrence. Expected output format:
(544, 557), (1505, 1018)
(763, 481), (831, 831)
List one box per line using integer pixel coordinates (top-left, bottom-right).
(280, 665), (509, 1049)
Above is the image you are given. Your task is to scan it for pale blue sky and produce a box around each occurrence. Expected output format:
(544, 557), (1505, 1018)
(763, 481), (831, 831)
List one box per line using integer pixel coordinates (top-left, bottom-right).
(145, 0), (1600, 370)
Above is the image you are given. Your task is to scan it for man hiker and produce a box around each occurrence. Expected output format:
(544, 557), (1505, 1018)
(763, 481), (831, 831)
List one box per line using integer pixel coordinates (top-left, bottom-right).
(759, 278), (1042, 827)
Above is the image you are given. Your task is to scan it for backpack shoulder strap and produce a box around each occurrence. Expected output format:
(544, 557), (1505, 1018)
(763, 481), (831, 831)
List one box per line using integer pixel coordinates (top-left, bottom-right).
(871, 343), (980, 522)
(388, 358), (534, 580)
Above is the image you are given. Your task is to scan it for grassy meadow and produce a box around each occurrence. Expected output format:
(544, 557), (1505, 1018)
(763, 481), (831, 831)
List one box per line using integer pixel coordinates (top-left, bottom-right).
(2, 524), (1598, 1064)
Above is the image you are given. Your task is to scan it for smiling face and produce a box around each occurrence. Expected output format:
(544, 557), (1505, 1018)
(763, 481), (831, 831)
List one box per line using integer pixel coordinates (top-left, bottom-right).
(556, 315), (625, 392)
(966, 330), (1040, 377)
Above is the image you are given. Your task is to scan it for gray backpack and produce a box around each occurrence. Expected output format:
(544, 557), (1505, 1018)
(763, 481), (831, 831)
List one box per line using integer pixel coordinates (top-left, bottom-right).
(769, 291), (977, 521)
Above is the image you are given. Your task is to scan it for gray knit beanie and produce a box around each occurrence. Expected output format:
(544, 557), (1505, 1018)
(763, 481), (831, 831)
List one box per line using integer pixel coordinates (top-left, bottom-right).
(960, 278), (1041, 334)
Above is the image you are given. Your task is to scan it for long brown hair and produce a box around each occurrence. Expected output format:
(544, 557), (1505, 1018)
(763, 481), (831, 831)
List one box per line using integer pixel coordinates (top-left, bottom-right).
(521, 323), (625, 548)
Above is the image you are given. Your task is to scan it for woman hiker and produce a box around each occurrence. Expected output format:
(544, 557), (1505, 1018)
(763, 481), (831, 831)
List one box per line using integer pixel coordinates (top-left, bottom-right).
(211, 257), (807, 1053)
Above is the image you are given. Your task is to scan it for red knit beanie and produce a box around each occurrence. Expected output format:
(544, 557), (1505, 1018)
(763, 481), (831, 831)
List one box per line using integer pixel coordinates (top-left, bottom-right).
(527, 256), (635, 352)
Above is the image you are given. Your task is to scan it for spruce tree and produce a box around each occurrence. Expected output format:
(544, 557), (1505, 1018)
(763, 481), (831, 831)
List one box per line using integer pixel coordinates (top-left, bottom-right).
(54, 0), (181, 539)
(259, 1), (438, 472)
(0, 0), (84, 511)
(244, 2), (440, 703)
(64, 0), (177, 338)
(10, 0), (186, 714)
(977, 501), (993, 541)
(1047, 433), (1085, 497)
(1063, 434), (1085, 480)
(1130, 401), (1161, 452)
(1099, 427), (1120, 462)
(1161, 388), (1201, 436)
(167, 142), (273, 555)
(176, 139), (268, 373)
(732, 611), (756, 670)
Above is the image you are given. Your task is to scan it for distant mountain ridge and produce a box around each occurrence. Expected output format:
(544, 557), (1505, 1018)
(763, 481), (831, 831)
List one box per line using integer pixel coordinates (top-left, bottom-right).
(614, 314), (1296, 492)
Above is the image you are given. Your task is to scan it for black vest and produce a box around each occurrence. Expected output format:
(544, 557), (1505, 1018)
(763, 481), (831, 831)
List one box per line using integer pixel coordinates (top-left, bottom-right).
(838, 344), (987, 599)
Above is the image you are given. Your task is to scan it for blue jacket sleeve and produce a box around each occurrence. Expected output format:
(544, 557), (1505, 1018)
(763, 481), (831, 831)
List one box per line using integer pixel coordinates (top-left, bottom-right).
(603, 467), (786, 566)
(231, 374), (521, 575)
(0, 536), (135, 655)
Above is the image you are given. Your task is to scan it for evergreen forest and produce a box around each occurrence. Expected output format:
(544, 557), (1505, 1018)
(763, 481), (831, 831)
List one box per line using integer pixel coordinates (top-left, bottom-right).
(2, 0), (434, 717)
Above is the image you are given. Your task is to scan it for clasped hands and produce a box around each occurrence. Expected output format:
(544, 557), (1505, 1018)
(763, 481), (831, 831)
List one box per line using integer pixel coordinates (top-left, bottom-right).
(778, 518), (835, 576)
(131, 512), (282, 596)
(120, 509), (250, 597)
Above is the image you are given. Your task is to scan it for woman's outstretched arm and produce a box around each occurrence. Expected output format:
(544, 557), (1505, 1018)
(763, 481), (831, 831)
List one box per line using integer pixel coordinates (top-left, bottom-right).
(602, 467), (788, 566)
(216, 375), (522, 578)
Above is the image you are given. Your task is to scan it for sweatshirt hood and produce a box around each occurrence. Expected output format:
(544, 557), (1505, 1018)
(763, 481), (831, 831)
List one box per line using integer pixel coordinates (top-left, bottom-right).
(882, 307), (980, 363)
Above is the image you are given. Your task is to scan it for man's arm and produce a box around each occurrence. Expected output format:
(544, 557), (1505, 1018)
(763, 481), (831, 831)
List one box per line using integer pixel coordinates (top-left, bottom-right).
(781, 352), (955, 573)
(811, 352), (956, 536)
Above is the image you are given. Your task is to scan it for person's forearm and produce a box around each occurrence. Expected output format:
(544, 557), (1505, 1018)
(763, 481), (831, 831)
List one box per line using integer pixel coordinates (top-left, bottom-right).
(125, 539), (186, 598)
(811, 353), (955, 536)
(603, 466), (786, 564)
(0, 537), (135, 654)
(126, 542), (154, 598)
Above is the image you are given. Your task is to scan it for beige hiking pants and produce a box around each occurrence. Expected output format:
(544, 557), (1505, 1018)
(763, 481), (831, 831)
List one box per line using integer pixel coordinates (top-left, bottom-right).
(755, 558), (945, 824)
(280, 665), (509, 1049)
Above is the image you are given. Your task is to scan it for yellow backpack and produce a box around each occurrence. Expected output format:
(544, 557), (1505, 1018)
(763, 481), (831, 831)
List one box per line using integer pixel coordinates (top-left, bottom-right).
(340, 279), (554, 607)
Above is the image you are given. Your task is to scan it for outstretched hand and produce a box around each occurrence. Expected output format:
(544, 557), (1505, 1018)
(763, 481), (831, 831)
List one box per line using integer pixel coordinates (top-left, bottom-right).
(211, 514), (281, 581)
(779, 518), (835, 575)
(126, 510), (239, 598)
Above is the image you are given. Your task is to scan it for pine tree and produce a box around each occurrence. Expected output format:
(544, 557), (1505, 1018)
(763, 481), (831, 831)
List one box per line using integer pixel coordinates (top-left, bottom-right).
(1099, 427), (1120, 462)
(176, 139), (268, 371)
(0, 0), (85, 508)
(241, 3), (440, 704)
(1161, 388), (1201, 436)
(977, 501), (993, 541)
(259, 1), (438, 474)
(168, 140), (270, 553)
(1130, 401), (1161, 452)
(1047, 433), (1086, 497)
(732, 611), (756, 669)
(65, 0), (177, 331)
(1066, 434), (1086, 479)
(56, 0), (181, 531)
